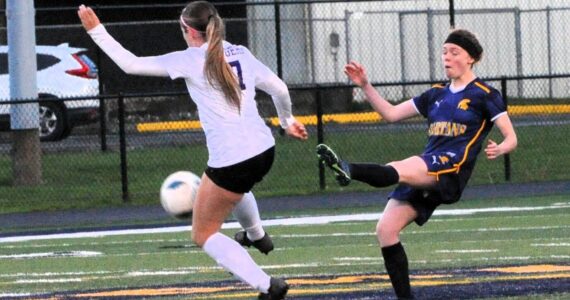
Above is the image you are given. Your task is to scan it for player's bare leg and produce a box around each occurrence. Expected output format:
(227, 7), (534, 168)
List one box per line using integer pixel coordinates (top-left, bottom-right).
(376, 199), (417, 299)
(191, 175), (288, 298)
(387, 156), (436, 188)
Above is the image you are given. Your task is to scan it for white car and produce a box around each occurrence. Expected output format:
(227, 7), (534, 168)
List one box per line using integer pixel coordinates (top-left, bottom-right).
(0, 43), (99, 141)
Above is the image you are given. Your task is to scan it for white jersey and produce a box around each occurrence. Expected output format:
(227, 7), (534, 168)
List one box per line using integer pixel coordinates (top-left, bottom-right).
(87, 25), (294, 168)
(157, 43), (280, 167)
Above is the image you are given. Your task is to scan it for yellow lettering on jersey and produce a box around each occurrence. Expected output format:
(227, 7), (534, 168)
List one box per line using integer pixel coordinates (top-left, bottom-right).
(428, 122), (467, 137)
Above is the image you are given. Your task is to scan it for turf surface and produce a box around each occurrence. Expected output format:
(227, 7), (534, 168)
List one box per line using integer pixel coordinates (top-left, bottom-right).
(0, 195), (568, 299)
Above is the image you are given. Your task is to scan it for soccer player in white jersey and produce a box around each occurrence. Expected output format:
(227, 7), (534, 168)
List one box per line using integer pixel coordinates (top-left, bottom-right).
(78, 2), (308, 299)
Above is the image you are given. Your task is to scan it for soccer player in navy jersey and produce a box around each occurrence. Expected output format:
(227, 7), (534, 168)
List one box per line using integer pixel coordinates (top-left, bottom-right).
(317, 29), (517, 299)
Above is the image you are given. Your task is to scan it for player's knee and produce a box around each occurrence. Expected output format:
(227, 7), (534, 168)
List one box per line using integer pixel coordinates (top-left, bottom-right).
(376, 220), (400, 246)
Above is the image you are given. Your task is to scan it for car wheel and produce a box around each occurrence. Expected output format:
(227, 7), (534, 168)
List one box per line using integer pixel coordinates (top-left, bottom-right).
(39, 102), (67, 142)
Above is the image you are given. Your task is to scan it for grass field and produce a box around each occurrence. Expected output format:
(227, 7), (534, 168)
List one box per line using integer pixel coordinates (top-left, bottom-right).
(1, 194), (568, 299)
(1, 119), (570, 214)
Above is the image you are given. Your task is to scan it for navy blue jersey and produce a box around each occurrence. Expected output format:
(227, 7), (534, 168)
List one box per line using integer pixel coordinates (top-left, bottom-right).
(412, 78), (507, 177)
(389, 78), (507, 225)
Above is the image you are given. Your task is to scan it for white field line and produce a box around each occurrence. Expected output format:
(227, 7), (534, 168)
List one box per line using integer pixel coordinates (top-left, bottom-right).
(531, 243), (570, 247)
(1, 204), (569, 244)
(277, 225), (570, 238)
(0, 294), (33, 298)
(16, 278), (82, 283)
(9, 234), (563, 260)
(1, 236), (568, 254)
(334, 257), (380, 261)
(0, 251), (102, 259)
(110, 250), (203, 257)
(2, 235), (569, 251)
(429, 213), (565, 222)
(0, 239), (189, 249)
(0, 270), (116, 278)
(2, 255), (568, 286)
(407, 225), (570, 234)
(435, 249), (499, 253)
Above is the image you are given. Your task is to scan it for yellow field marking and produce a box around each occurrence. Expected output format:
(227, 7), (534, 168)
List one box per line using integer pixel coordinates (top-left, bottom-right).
(136, 112), (382, 132)
(498, 273), (570, 281)
(480, 264), (570, 273)
(288, 273), (450, 285)
(191, 272), (570, 299)
(412, 279), (473, 286)
(272, 112), (382, 127)
(288, 274), (388, 284)
(76, 286), (238, 297)
(287, 286), (393, 296)
(137, 120), (202, 132)
(66, 264), (570, 298)
(508, 104), (570, 115)
(136, 104), (570, 132)
(191, 286), (396, 299)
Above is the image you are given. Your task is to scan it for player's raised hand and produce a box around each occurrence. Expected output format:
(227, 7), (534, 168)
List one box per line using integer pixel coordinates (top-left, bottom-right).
(344, 61), (369, 87)
(285, 120), (308, 141)
(484, 139), (502, 160)
(78, 4), (101, 31)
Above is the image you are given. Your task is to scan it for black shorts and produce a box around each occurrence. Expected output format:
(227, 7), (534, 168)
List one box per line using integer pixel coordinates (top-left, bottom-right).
(205, 147), (275, 194)
(389, 166), (473, 226)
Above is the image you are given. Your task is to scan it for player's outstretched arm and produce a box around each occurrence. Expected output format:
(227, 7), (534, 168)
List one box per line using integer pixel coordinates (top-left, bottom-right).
(485, 114), (517, 160)
(344, 61), (416, 122)
(77, 5), (169, 77)
(252, 59), (308, 141)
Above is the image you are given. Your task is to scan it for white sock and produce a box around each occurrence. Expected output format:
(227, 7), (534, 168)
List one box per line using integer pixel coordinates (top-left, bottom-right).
(203, 232), (271, 293)
(232, 192), (265, 241)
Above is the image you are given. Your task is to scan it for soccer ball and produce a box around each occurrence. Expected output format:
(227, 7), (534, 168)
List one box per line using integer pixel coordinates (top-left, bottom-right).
(160, 171), (201, 219)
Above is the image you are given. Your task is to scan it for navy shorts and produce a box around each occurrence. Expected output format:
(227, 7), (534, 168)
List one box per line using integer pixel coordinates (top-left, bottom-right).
(205, 147), (275, 194)
(389, 154), (474, 226)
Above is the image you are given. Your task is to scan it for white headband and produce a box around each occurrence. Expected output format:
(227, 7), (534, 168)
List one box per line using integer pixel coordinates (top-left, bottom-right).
(179, 15), (191, 28)
(179, 15), (207, 33)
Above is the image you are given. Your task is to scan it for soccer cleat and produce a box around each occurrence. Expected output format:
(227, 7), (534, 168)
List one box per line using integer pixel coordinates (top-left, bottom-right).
(258, 277), (289, 300)
(234, 231), (274, 255)
(316, 144), (351, 186)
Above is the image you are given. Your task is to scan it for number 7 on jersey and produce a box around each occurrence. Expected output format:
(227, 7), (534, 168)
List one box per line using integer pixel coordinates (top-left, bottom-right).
(229, 61), (246, 90)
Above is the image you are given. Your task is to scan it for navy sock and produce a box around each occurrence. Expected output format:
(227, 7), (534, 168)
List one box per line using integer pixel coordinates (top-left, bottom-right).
(382, 242), (413, 299)
(349, 163), (399, 187)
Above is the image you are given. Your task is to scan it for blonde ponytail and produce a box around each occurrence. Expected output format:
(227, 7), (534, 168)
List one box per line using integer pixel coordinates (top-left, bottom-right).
(180, 1), (241, 111)
(205, 15), (242, 110)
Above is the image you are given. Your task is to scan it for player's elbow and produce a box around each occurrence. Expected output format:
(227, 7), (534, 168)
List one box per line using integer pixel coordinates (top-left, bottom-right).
(117, 57), (142, 75)
(381, 111), (402, 123)
(510, 135), (518, 151)
(503, 133), (518, 154)
(382, 114), (397, 123)
(273, 81), (289, 99)
(121, 64), (139, 75)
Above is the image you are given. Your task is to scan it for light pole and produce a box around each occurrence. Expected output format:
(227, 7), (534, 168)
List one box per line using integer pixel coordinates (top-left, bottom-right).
(7, 0), (42, 185)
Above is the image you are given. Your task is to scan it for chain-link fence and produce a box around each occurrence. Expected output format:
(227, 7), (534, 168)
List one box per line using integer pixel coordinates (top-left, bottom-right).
(1, 0), (570, 218)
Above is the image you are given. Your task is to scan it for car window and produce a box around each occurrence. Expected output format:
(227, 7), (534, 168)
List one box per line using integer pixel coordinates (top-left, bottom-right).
(37, 54), (61, 71)
(0, 53), (61, 75)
